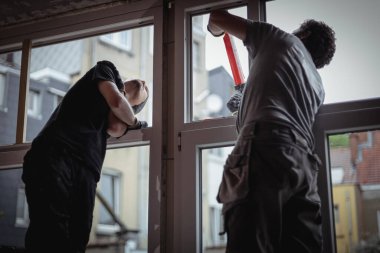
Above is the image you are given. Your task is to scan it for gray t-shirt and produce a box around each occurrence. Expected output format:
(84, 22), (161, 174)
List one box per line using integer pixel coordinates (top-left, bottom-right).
(237, 21), (324, 149)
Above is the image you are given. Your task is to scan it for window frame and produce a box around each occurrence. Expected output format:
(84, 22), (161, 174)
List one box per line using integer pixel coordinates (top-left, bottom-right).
(172, 1), (259, 252)
(0, 1), (163, 252)
(0, 0), (379, 252)
(314, 98), (380, 252)
(173, 1), (380, 253)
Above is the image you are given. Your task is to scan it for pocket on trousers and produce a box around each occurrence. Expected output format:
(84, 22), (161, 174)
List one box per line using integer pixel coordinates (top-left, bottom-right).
(217, 139), (251, 204)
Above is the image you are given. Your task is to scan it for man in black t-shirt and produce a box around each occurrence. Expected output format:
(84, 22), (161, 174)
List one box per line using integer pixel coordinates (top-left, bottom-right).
(22, 60), (149, 253)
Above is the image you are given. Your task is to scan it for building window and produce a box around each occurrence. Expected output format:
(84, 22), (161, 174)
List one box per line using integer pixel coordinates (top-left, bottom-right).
(334, 205), (339, 224)
(210, 207), (227, 246)
(100, 30), (133, 52)
(331, 167), (344, 185)
(48, 87), (66, 110)
(149, 26), (154, 55)
(27, 89), (41, 118)
(0, 73), (5, 110)
(192, 41), (201, 70)
(15, 188), (29, 227)
(97, 170), (121, 233)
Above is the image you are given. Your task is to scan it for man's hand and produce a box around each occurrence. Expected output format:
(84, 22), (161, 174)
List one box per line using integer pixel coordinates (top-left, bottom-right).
(128, 119), (148, 130)
(226, 83), (245, 113)
(207, 10), (227, 37)
(207, 9), (248, 41)
(226, 93), (242, 113)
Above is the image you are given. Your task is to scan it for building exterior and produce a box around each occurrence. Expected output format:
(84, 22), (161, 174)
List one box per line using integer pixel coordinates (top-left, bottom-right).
(330, 131), (380, 253)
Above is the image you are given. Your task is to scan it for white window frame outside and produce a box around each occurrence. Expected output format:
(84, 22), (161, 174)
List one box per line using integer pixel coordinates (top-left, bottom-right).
(192, 40), (201, 70)
(48, 87), (65, 110)
(100, 30), (133, 52)
(97, 169), (121, 234)
(210, 206), (226, 246)
(27, 89), (41, 119)
(331, 167), (344, 185)
(0, 72), (6, 110)
(15, 188), (29, 227)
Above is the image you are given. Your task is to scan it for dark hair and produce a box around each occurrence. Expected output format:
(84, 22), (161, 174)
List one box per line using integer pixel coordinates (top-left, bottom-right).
(295, 19), (336, 69)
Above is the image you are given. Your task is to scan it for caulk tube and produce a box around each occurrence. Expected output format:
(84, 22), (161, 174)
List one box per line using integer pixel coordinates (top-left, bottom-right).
(223, 33), (245, 88)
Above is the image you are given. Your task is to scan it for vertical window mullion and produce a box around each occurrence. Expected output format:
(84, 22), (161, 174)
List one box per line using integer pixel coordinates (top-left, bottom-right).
(16, 39), (31, 144)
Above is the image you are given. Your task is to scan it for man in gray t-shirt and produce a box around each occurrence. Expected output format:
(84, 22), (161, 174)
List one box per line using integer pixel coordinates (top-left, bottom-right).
(208, 10), (336, 253)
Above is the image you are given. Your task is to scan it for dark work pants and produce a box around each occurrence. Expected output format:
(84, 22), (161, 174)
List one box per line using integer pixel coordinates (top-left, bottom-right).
(224, 123), (322, 253)
(22, 146), (97, 253)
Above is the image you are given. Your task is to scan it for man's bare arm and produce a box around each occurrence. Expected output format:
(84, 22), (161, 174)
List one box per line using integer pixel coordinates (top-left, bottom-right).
(208, 10), (249, 41)
(98, 80), (136, 126)
(107, 111), (128, 138)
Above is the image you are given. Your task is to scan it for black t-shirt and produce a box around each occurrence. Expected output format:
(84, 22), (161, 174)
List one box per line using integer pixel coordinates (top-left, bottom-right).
(30, 61), (123, 180)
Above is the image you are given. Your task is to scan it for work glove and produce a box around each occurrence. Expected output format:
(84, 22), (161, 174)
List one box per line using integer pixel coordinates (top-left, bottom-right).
(226, 93), (242, 113)
(128, 119), (148, 130)
(226, 83), (245, 113)
(116, 119), (147, 139)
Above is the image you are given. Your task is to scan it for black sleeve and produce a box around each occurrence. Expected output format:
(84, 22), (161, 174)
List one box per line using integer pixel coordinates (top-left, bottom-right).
(93, 61), (124, 90)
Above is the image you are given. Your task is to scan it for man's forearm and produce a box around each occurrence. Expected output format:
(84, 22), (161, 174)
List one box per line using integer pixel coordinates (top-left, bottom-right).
(107, 111), (128, 138)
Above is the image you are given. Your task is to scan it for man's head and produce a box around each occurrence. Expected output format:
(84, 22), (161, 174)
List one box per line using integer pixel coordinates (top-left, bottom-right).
(293, 19), (336, 69)
(123, 79), (149, 114)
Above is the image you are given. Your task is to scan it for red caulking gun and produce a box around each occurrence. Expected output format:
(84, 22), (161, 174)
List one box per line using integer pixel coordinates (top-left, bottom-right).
(223, 33), (245, 87)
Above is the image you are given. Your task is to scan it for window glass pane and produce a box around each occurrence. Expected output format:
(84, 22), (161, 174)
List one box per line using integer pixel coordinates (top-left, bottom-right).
(0, 168), (27, 249)
(26, 25), (154, 142)
(0, 146), (150, 252)
(266, 0), (380, 104)
(0, 51), (21, 146)
(191, 7), (247, 121)
(99, 173), (117, 225)
(328, 130), (380, 252)
(201, 146), (233, 252)
(92, 145), (150, 252)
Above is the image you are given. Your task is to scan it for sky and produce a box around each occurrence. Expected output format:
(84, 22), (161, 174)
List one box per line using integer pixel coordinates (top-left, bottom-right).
(202, 0), (380, 104)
